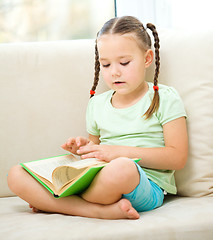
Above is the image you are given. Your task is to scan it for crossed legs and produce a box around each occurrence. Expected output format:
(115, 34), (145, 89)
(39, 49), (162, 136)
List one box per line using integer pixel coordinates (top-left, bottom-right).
(7, 157), (140, 219)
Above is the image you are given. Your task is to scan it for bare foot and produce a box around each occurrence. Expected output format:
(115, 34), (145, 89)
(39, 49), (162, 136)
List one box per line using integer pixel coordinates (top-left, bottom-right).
(28, 199), (140, 219)
(100, 199), (140, 220)
(119, 199), (140, 219)
(29, 204), (45, 213)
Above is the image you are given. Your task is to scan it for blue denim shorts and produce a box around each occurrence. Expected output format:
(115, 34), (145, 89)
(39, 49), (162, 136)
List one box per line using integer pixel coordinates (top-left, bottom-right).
(122, 162), (164, 212)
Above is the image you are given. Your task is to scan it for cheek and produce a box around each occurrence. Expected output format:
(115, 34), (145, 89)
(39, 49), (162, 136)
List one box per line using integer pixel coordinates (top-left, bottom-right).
(100, 70), (111, 84)
(100, 69), (107, 78)
(125, 64), (145, 82)
(124, 65), (137, 78)
(132, 62), (145, 77)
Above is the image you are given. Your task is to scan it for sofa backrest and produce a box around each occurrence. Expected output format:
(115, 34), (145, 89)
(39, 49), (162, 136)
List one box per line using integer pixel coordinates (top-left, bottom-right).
(146, 29), (213, 197)
(0, 30), (213, 197)
(0, 40), (103, 197)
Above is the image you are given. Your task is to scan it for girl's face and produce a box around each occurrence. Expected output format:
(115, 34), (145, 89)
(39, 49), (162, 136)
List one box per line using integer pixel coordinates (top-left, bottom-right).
(97, 33), (153, 100)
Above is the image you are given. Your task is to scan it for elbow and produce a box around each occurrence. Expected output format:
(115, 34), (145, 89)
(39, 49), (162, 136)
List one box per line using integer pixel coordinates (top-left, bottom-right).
(175, 161), (186, 170)
(174, 153), (188, 170)
(168, 144), (188, 170)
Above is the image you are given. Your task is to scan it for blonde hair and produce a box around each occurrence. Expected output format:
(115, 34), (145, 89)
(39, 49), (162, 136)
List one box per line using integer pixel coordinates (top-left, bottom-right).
(90, 16), (160, 119)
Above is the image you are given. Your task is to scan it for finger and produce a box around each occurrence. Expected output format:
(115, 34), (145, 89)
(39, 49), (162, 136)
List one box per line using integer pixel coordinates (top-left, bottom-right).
(81, 152), (98, 159)
(67, 138), (75, 146)
(77, 145), (98, 155)
(61, 142), (72, 150)
(61, 143), (65, 148)
(61, 143), (68, 150)
(76, 137), (88, 147)
(76, 136), (84, 147)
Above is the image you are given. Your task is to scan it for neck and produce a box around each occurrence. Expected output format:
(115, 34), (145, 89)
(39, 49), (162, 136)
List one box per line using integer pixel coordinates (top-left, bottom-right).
(111, 82), (148, 109)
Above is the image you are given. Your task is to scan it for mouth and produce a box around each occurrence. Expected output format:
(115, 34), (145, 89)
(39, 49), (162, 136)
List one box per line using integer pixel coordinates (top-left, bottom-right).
(113, 81), (126, 85)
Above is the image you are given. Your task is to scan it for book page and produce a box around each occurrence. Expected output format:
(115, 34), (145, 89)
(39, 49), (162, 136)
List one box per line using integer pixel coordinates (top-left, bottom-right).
(52, 166), (87, 190)
(23, 154), (79, 183)
(66, 158), (106, 169)
(23, 154), (105, 183)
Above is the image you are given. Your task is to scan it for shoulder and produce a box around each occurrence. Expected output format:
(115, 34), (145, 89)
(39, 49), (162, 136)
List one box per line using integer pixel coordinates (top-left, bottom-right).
(147, 82), (182, 102)
(158, 84), (185, 112)
(147, 82), (186, 125)
(158, 84), (181, 100)
(87, 90), (113, 110)
(91, 90), (113, 101)
(86, 90), (113, 134)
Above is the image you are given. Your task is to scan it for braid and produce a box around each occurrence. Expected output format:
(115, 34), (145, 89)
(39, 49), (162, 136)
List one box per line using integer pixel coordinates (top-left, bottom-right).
(143, 23), (160, 119)
(90, 39), (100, 98)
(147, 23), (160, 86)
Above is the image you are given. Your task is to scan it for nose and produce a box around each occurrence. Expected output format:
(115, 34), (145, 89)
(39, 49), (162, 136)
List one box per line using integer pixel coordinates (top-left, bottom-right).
(111, 64), (121, 78)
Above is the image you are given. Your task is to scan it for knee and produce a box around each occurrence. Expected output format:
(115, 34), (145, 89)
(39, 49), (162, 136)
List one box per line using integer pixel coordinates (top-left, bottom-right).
(7, 165), (24, 195)
(104, 158), (139, 185)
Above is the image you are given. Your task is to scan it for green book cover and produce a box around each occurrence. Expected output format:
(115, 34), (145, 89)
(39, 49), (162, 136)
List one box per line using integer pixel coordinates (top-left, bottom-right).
(20, 154), (140, 198)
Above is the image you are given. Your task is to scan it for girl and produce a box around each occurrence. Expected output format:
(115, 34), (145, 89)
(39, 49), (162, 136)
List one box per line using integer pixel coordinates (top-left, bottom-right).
(8, 16), (188, 220)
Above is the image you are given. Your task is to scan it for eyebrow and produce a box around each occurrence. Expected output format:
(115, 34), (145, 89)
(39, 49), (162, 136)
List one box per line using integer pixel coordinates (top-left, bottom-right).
(99, 55), (132, 61)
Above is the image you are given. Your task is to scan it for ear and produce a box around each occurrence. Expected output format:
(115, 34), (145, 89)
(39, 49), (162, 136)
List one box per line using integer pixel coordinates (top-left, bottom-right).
(144, 49), (153, 68)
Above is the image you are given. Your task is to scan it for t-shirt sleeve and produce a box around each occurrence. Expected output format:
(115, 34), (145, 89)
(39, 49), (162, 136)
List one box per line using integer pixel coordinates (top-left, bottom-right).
(157, 86), (187, 125)
(86, 97), (100, 136)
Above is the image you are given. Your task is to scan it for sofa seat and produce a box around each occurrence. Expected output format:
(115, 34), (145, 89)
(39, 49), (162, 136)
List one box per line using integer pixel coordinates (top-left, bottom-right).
(1, 196), (213, 240)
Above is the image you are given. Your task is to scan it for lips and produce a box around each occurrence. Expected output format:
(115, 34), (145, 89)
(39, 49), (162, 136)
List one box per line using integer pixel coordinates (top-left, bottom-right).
(113, 81), (125, 85)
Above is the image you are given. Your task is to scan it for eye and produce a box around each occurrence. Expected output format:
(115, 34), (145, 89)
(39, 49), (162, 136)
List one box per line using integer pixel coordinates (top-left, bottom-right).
(102, 64), (110, 68)
(121, 61), (130, 66)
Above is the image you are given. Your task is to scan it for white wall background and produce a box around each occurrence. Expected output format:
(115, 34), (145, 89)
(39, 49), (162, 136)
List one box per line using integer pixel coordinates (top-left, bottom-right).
(116, 0), (213, 30)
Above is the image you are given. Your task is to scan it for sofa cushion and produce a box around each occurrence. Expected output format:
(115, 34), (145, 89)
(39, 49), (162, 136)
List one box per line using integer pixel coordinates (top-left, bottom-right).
(0, 196), (213, 240)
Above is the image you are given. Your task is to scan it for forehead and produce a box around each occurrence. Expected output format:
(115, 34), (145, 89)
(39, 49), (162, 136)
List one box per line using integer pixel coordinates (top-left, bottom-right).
(97, 33), (144, 59)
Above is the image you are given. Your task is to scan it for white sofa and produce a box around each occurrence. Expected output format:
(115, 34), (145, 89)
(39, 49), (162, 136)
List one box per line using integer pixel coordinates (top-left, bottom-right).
(0, 29), (213, 240)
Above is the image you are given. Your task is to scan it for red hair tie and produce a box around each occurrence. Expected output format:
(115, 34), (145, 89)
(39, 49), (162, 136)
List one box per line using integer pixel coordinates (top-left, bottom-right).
(153, 85), (159, 91)
(90, 90), (96, 95)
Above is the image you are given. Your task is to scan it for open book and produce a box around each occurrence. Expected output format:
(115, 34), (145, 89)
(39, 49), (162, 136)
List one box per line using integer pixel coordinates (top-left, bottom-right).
(20, 154), (140, 198)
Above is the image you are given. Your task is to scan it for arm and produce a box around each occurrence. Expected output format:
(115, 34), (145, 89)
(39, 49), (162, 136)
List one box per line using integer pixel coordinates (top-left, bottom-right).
(134, 116), (188, 170)
(77, 117), (188, 170)
(88, 134), (101, 145)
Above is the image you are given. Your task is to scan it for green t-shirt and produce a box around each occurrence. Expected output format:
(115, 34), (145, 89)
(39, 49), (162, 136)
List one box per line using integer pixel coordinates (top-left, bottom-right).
(86, 82), (187, 194)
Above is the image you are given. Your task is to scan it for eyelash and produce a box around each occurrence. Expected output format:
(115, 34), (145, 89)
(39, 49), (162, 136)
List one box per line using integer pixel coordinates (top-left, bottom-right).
(121, 61), (130, 66)
(102, 61), (130, 68)
(102, 64), (110, 68)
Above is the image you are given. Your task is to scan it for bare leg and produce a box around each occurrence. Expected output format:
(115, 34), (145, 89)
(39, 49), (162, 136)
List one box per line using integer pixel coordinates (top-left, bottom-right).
(81, 158), (140, 204)
(7, 164), (140, 219)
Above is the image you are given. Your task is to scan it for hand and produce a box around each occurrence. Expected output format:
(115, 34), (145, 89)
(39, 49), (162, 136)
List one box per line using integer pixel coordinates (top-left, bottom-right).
(77, 144), (122, 162)
(61, 136), (93, 155)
